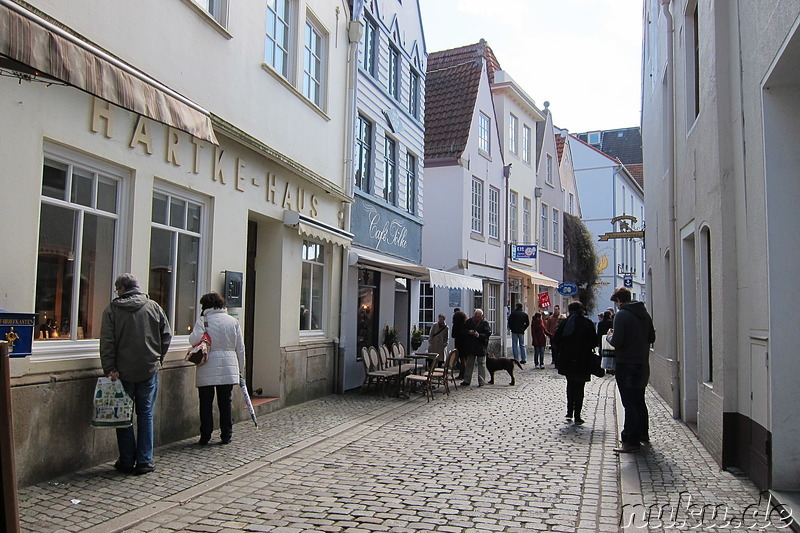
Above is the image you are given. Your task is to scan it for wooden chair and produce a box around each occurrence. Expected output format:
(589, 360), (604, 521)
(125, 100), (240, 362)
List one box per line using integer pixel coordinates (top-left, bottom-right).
(368, 346), (398, 395)
(360, 346), (389, 394)
(432, 349), (460, 395)
(403, 353), (442, 402)
(387, 343), (415, 374)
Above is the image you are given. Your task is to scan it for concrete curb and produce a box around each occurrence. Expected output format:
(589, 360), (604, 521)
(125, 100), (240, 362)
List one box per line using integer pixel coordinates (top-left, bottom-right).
(615, 381), (646, 532)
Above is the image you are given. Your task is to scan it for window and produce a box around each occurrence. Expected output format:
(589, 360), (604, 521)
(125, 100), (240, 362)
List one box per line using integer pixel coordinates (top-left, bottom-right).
(478, 112), (490, 154)
(552, 208), (559, 253)
(300, 240), (325, 331)
(509, 114), (518, 154)
(354, 115), (372, 192)
(406, 153), (417, 214)
(473, 290), (483, 313)
(149, 189), (205, 335)
(384, 137), (397, 204)
(546, 154), (553, 185)
(587, 131), (601, 145)
(418, 281), (434, 335)
(388, 46), (400, 100)
(362, 15), (377, 76)
(523, 197), (531, 244)
(303, 19), (324, 107)
(488, 186), (500, 240)
(509, 191), (518, 242)
(486, 283), (499, 333)
(471, 177), (483, 233)
(408, 70), (420, 118)
(569, 192), (574, 215)
(522, 124), (531, 163)
(540, 203), (548, 249)
(35, 153), (123, 342)
(686, 3), (700, 121)
(265, 0), (290, 77)
(198, 0), (228, 26)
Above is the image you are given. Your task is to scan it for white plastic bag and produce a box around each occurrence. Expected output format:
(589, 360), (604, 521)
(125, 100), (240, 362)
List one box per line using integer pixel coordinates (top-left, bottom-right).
(91, 377), (133, 428)
(600, 335), (616, 371)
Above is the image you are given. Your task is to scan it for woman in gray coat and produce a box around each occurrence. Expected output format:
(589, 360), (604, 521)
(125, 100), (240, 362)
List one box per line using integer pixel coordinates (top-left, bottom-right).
(188, 292), (245, 445)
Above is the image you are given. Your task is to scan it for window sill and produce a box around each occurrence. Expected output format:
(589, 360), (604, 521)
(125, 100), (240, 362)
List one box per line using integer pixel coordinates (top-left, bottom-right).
(479, 149), (492, 161)
(29, 337), (191, 362)
(488, 237), (502, 247)
(470, 232), (485, 242)
(178, 0), (232, 39)
(299, 330), (329, 343)
(261, 64), (330, 121)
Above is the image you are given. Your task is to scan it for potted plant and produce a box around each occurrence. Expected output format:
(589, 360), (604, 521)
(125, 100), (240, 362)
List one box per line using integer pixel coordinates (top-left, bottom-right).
(382, 324), (399, 350)
(410, 325), (424, 351)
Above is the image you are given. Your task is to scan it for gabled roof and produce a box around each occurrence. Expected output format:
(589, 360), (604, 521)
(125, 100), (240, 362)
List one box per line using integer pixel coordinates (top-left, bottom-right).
(555, 132), (566, 164)
(576, 127), (642, 165)
(425, 40), (500, 161)
(570, 134), (645, 193)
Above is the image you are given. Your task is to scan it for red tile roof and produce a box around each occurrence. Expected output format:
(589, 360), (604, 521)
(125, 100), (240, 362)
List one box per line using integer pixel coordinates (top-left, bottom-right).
(425, 40), (501, 161)
(555, 133), (566, 164)
(626, 163), (644, 188)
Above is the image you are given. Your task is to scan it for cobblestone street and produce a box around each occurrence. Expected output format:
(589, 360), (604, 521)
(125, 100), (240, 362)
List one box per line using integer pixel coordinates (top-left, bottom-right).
(18, 364), (789, 532)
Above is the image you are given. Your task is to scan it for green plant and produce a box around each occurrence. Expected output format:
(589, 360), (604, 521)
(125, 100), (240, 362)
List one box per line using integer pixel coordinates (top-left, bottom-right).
(563, 213), (600, 313)
(382, 324), (399, 349)
(410, 325), (424, 348)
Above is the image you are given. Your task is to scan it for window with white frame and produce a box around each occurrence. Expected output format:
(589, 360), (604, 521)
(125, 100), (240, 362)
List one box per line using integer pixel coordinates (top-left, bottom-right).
(35, 152), (124, 342)
(149, 188), (206, 335)
(522, 124), (531, 163)
(510, 191), (518, 242)
(406, 152), (417, 214)
(541, 202), (548, 249)
(473, 290), (483, 312)
(408, 70), (420, 118)
(523, 197), (531, 244)
(587, 131), (601, 145)
(265, 0), (290, 78)
(384, 137), (397, 204)
(300, 240), (325, 331)
(546, 154), (553, 185)
(509, 114), (518, 155)
(362, 14), (377, 77)
(569, 192), (574, 215)
(354, 115), (372, 192)
(552, 208), (559, 253)
(388, 46), (400, 100)
(197, 0), (228, 26)
(479, 112), (490, 154)
(488, 186), (500, 240)
(471, 177), (483, 233)
(303, 18), (325, 107)
(418, 281), (434, 334)
(486, 283), (500, 333)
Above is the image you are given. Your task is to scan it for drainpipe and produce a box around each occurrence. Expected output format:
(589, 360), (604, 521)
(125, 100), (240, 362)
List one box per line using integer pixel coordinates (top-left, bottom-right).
(661, 0), (681, 419)
(503, 164), (512, 355)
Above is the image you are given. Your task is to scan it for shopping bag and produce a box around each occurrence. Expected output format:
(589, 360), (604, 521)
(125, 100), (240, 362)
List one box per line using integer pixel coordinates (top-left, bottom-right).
(185, 332), (210, 366)
(600, 335), (616, 371)
(91, 377), (133, 428)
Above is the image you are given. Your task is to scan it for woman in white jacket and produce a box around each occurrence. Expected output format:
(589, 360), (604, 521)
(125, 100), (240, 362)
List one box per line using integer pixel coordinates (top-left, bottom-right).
(188, 292), (245, 445)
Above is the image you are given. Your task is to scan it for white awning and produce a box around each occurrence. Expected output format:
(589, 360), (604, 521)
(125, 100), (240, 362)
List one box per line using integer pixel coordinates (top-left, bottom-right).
(297, 219), (352, 249)
(508, 266), (560, 288)
(353, 248), (428, 278)
(0, 0), (218, 144)
(427, 269), (484, 291)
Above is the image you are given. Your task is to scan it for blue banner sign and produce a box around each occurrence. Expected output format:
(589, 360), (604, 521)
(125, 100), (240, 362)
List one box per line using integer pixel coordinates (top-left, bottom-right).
(557, 282), (578, 296)
(513, 245), (537, 260)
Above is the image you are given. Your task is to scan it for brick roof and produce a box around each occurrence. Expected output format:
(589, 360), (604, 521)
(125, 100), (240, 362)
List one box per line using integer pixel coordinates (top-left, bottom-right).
(576, 127), (642, 165)
(555, 132), (566, 164)
(626, 163), (644, 188)
(425, 40), (500, 161)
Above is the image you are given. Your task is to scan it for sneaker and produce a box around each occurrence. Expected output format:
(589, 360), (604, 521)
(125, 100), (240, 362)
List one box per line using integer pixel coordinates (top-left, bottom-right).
(134, 462), (155, 475)
(460, 381), (470, 386)
(613, 443), (641, 454)
(574, 418), (585, 426)
(198, 436), (210, 446)
(521, 361), (527, 364)
(113, 461), (135, 474)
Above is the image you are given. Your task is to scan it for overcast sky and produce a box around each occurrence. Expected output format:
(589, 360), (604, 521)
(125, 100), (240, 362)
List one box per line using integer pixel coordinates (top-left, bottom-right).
(418, 0), (644, 134)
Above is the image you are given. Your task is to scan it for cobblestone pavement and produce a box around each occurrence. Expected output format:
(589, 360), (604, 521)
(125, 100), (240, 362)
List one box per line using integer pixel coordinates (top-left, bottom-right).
(18, 363), (791, 532)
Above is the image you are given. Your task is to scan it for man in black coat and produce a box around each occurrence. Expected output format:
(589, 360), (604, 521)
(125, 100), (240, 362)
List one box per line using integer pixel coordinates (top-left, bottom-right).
(554, 301), (597, 425)
(607, 287), (656, 453)
(460, 309), (491, 387)
(507, 303), (530, 364)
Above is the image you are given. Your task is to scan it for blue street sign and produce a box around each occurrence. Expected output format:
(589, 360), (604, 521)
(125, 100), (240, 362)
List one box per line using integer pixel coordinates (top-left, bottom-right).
(557, 282), (578, 296)
(623, 274), (633, 288)
(513, 245), (537, 260)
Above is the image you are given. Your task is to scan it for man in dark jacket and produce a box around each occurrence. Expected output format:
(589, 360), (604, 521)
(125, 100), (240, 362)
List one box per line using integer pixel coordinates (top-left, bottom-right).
(554, 301), (597, 425)
(460, 309), (491, 387)
(100, 273), (172, 475)
(606, 287), (656, 453)
(507, 303), (530, 363)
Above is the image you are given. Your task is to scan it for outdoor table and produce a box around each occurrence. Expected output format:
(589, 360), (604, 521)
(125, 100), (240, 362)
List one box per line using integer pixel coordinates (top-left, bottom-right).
(387, 356), (413, 396)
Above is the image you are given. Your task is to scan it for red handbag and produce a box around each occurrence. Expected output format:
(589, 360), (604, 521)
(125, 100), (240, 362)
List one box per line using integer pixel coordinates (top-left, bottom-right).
(185, 317), (211, 366)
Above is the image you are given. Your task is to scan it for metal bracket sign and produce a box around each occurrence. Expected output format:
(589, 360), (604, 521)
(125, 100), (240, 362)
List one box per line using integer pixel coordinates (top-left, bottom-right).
(598, 215), (645, 241)
(512, 244), (537, 260)
(623, 274), (633, 288)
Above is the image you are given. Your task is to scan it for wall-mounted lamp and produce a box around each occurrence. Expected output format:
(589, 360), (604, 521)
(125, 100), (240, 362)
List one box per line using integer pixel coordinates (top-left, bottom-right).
(534, 187), (543, 198)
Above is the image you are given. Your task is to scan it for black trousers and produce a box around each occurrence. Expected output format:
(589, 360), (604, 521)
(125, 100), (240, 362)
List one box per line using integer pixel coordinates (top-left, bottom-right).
(199, 384), (234, 441)
(565, 378), (586, 418)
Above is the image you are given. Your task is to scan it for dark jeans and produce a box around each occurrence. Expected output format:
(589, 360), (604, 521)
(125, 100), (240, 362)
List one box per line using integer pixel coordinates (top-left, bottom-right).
(615, 362), (650, 445)
(116, 373), (158, 467)
(199, 384), (234, 441)
(565, 377), (586, 418)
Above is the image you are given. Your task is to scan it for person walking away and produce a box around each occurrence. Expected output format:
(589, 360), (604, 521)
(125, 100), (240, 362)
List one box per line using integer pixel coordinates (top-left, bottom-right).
(460, 309), (491, 387)
(427, 314), (449, 358)
(189, 292), (246, 445)
(607, 287), (656, 453)
(507, 303), (530, 363)
(545, 305), (561, 364)
(451, 309), (468, 378)
(100, 273), (172, 475)
(553, 301), (597, 425)
(530, 312), (547, 369)
(596, 310), (615, 375)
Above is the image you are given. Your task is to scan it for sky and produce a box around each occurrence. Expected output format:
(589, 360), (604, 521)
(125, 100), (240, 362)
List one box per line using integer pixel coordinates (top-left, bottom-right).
(418, 0), (643, 134)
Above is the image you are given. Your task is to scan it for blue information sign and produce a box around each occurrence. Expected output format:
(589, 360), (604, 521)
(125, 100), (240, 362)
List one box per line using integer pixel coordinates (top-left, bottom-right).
(513, 245), (537, 260)
(623, 274), (633, 288)
(557, 282), (578, 296)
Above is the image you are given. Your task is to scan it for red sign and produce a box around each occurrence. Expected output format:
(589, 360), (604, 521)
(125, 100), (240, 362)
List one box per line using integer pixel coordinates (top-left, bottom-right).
(538, 291), (551, 309)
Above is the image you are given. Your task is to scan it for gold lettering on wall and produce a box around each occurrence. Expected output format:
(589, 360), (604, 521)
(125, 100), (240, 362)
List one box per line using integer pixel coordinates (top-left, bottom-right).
(91, 98), (114, 138)
(213, 147), (226, 184)
(130, 117), (153, 154)
(236, 158), (246, 192)
(166, 128), (182, 166)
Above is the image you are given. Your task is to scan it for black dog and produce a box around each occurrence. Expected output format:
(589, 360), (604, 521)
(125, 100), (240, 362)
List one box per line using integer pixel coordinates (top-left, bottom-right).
(486, 353), (523, 385)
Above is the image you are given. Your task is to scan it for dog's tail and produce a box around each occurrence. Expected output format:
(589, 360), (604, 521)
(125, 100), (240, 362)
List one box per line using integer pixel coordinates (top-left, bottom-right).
(514, 360), (523, 370)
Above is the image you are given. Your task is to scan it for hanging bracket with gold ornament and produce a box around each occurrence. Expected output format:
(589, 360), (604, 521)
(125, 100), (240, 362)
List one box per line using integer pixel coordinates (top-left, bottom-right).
(598, 215), (645, 241)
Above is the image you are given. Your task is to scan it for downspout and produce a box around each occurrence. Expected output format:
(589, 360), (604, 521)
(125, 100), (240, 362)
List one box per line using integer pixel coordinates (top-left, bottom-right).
(336, 11), (362, 394)
(661, 0), (681, 419)
(503, 164), (512, 355)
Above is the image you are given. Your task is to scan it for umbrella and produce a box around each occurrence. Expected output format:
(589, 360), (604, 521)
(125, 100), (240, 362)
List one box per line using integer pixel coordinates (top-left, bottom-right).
(239, 376), (259, 428)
